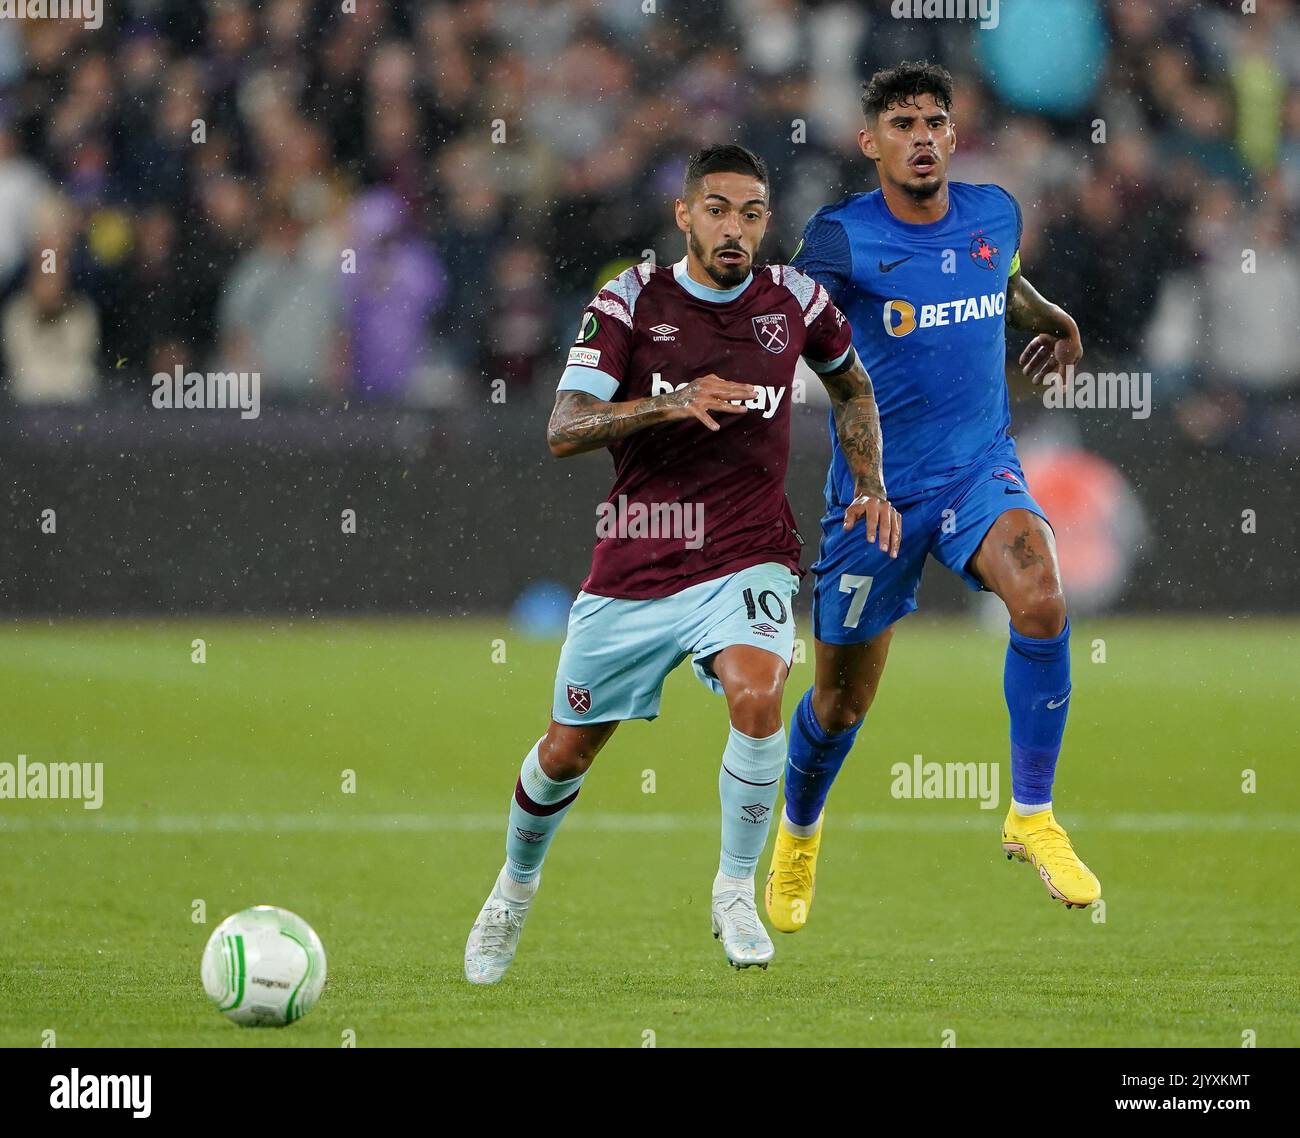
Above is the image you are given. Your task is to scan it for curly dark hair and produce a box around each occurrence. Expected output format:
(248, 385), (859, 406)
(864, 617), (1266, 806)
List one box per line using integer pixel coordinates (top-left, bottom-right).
(861, 61), (955, 121)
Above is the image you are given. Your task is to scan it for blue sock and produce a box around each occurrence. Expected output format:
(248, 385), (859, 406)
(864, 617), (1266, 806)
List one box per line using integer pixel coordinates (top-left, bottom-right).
(504, 739), (584, 884)
(718, 725), (785, 878)
(782, 689), (864, 828)
(1004, 619), (1071, 811)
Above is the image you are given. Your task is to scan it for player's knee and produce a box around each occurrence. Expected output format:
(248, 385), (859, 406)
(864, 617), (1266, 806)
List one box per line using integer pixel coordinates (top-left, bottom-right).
(1009, 580), (1067, 639)
(727, 678), (785, 738)
(812, 686), (868, 735)
(537, 733), (596, 781)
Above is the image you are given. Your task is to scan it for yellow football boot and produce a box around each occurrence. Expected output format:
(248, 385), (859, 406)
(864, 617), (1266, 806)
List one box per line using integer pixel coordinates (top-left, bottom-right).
(1002, 806), (1101, 909)
(764, 814), (822, 932)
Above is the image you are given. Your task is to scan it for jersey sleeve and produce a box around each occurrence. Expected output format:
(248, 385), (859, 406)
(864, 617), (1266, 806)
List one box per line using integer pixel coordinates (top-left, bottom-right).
(556, 284), (635, 401)
(802, 285), (854, 373)
(790, 210), (853, 304)
(771, 264), (854, 372)
(1000, 187), (1024, 277)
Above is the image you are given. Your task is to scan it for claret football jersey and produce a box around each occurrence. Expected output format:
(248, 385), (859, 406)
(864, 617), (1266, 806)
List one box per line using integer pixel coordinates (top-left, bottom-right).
(558, 258), (854, 599)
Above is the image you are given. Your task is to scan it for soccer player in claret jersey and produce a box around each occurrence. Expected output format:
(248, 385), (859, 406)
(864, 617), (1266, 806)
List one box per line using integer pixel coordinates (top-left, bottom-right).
(464, 144), (901, 982)
(765, 62), (1101, 930)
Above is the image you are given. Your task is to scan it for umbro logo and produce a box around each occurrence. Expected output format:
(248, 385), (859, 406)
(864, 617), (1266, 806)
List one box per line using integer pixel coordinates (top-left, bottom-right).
(649, 323), (679, 341)
(879, 255), (914, 273)
(741, 803), (771, 824)
(515, 827), (545, 843)
(751, 622), (778, 638)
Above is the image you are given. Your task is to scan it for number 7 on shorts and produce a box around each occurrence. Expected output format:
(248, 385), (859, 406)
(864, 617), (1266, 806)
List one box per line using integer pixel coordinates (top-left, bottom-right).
(839, 573), (874, 629)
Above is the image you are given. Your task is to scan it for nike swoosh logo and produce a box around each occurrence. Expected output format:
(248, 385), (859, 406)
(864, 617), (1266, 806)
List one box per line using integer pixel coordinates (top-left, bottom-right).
(879, 255), (913, 273)
(1046, 693), (1071, 709)
(1003, 487), (1024, 495)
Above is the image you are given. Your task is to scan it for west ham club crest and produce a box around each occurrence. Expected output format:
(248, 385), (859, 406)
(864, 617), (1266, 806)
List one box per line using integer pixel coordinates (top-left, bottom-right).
(752, 313), (789, 354)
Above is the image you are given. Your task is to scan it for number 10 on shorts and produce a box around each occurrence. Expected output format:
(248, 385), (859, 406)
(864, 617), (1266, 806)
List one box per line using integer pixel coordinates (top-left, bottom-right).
(742, 587), (789, 624)
(839, 574), (874, 629)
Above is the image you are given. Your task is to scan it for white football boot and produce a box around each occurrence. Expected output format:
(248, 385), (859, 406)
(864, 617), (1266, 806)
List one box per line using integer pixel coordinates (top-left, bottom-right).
(711, 883), (775, 970)
(464, 870), (536, 985)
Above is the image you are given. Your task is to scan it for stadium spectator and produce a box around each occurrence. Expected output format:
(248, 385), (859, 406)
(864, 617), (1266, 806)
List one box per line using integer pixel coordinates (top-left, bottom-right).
(0, 121), (50, 296)
(92, 206), (199, 387)
(481, 241), (551, 396)
(2, 207), (99, 404)
(218, 202), (343, 400)
(975, 0), (1107, 117)
(188, 176), (258, 362)
(343, 187), (446, 403)
(1202, 200), (1300, 395)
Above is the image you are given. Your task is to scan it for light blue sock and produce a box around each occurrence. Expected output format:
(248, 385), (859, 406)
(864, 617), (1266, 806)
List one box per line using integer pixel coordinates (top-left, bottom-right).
(504, 739), (585, 884)
(718, 725), (786, 878)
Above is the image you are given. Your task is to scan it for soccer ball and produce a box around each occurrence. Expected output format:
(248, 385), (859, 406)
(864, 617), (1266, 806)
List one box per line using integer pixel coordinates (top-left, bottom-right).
(200, 905), (327, 1026)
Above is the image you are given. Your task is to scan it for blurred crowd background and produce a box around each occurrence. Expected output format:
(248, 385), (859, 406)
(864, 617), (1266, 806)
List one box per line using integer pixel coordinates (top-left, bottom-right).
(1, 0), (1297, 452)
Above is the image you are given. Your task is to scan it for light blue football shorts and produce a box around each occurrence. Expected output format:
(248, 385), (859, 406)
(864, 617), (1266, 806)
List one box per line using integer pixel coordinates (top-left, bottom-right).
(551, 561), (801, 725)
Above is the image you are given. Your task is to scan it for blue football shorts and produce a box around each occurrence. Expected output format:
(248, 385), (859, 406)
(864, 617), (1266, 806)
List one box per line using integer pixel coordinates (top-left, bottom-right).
(812, 448), (1051, 646)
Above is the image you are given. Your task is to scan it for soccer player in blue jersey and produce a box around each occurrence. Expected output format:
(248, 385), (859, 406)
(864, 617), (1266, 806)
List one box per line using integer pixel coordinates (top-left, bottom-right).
(765, 61), (1101, 928)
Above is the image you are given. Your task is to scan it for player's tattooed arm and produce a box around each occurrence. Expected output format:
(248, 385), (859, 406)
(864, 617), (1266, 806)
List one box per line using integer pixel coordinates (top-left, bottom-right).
(819, 355), (901, 558)
(547, 391), (667, 457)
(820, 356), (884, 496)
(1006, 272), (1083, 384)
(547, 375), (761, 457)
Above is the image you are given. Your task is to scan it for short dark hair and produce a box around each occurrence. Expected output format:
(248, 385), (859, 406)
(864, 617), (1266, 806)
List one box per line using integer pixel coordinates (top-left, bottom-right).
(861, 61), (954, 121)
(682, 144), (769, 201)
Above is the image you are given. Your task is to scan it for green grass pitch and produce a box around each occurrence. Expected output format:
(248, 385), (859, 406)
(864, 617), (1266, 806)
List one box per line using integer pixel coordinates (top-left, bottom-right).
(1, 616), (1297, 1047)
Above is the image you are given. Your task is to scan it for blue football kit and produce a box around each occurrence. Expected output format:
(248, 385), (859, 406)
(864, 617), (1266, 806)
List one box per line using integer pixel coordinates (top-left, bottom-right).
(783, 182), (1073, 820)
(792, 181), (1048, 645)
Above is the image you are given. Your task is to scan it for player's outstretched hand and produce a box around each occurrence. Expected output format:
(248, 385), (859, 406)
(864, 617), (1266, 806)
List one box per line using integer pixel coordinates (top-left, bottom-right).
(1019, 329), (1083, 385)
(843, 491), (902, 558)
(661, 374), (758, 431)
